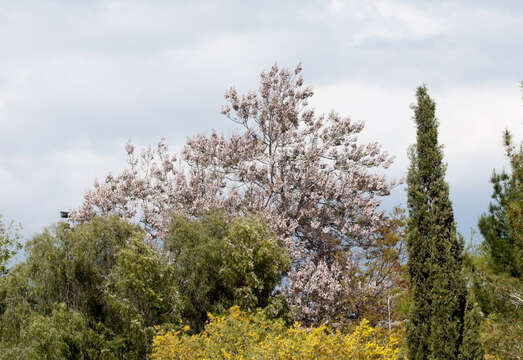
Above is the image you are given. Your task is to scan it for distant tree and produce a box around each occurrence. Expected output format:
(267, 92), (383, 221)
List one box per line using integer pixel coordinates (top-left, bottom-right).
(0, 214), (21, 276)
(71, 63), (400, 325)
(166, 210), (290, 332)
(406, 86), (478, 359)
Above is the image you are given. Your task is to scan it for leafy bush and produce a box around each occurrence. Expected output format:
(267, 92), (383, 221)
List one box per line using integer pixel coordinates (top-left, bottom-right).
(151, 306), (402, 360)
(480, 314), (522, 360)
(166, 210), (290, 332)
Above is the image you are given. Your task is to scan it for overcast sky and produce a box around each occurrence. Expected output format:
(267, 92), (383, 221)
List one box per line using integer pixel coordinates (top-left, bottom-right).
(1, 0), (522, 245)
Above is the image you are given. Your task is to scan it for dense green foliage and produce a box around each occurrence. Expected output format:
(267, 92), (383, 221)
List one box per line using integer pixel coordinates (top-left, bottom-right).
(0, 212), (290, 359)
(0, 217), (180, 359)
(166, 211), (291, 332)
(465, 245), (522, 359)
(468, 130), (523, 359)
(406, 86), (481, 360)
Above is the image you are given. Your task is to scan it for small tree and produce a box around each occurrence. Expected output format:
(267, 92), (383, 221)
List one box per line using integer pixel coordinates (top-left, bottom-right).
(0, 215), (21, 277)
(459, 296), (484, 360)
(166, 210), (290, 332)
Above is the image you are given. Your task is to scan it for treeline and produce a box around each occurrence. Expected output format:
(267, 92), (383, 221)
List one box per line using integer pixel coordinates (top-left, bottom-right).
(0, 65), (521, 359)
(0, 214), (290, 358)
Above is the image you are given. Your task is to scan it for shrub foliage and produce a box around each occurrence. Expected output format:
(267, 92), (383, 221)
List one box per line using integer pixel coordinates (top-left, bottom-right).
(151, 306), (403, 360)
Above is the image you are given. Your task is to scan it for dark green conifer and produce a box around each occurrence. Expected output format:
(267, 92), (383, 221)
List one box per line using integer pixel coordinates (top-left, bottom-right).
(406, 86), (470, 359)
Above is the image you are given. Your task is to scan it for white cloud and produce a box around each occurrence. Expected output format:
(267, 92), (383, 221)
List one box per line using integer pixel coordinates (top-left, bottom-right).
(0, 146), (125, 235)
(349, 0), (448, 45)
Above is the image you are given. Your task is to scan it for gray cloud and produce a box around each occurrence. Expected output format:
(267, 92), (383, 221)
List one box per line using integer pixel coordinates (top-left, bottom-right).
(0, 0), (522, 242)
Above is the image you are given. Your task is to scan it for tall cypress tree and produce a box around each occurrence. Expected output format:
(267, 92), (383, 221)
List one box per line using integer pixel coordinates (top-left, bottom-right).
(406, 86), (469, 360)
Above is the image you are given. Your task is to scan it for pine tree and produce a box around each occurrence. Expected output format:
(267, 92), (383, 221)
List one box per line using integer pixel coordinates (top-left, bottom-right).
(471, 129), (522, 359)
(406, 86), (469, 360)
(478, 129), (522, 279)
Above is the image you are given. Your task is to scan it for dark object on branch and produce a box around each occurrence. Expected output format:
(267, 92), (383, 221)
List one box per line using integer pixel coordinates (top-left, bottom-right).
(60, 211), (69, 219)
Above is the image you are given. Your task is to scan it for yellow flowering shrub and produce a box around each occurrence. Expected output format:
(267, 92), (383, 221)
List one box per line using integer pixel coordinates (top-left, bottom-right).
(151, 306), (402, 360)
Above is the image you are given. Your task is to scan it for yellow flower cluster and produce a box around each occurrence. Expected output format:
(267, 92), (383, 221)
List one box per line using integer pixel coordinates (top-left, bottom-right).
(151, 306), (402, 360)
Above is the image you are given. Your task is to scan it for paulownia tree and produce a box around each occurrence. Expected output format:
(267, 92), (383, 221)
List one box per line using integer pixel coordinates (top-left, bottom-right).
(72, 64), (400, 325)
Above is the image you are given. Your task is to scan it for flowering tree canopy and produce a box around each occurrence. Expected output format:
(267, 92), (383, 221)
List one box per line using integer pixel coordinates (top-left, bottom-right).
(72, 64), (400, 325)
